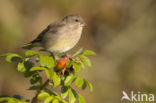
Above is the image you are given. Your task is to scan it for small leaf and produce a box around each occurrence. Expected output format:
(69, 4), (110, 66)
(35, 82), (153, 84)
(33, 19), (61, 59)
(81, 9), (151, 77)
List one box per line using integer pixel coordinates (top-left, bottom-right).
(75, 76), (84, 88)
(30, 74), (42, 84)
(17, 62), (26, 72)
(44, 96), (53, 103)
(39, 54), (55, 68)
(8, 98), (17, 103)
(45, 69), (60, 87)
(64, 74), (76, 86)
(86, 81), (93, 93)
(24, 71), (36, 78)
(23, 61), (34, 70)
(44, 88), (53, 95)
(51, 91), (59, 96)
(72, 48), (83, 57)
(82, 80), (87, 90)
(60, 99), (68, 103)
(80, 55), (91, 67)
(72, 62), (81, 72)
(45, 69), (53, 80)
(52, 98), (59, 103)
(83, 50), (96, 55)
(30, 66), (47, 71)
(66, 61), (72, 68)
(5, 53), (22, 62)
(79, 61), (84, 69)
(28, 85), (40, 90)
(24, 50), (39, 57)
(69, 88), (76, 103)
(78, 94), (85, 103)
(13, 95), (25, 101)
(0, 97), (11, 102)
(37, 91), (50, 101)
(52, 71), (61, 87)
(61, 86), (68, 99)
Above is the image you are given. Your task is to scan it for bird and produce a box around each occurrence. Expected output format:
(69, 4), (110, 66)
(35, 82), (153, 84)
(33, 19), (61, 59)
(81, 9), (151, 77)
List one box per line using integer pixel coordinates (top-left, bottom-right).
(22, 14), (86, 53)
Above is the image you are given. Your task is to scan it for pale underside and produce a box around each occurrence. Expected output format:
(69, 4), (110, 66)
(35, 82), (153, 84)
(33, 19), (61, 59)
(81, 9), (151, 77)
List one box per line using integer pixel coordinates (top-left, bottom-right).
(42, 24), (83, 53)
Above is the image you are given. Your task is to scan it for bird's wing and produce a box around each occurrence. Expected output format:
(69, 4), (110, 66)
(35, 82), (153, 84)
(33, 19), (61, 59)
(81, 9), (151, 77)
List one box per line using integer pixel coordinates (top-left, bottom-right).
(30, 20), (65, 44)
(22, 20), (65, 50)
(30, 25), (50, 44)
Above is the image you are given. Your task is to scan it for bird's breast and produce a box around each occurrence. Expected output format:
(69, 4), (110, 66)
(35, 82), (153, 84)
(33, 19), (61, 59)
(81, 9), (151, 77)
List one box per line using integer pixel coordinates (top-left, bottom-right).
(46, 26), (83, 53)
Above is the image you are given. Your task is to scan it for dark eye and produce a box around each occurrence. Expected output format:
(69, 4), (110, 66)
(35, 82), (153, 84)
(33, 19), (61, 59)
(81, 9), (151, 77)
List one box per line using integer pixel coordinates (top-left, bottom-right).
(75, 19), (79, 22)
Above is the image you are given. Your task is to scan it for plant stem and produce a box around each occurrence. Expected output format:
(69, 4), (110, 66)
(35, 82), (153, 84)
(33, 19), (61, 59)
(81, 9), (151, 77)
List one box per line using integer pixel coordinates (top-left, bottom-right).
(31, 79), (49, 103)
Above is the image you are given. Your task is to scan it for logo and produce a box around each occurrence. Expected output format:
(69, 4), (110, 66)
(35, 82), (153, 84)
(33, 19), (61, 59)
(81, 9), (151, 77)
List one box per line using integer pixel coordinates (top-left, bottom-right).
(121, 91), (154, 102)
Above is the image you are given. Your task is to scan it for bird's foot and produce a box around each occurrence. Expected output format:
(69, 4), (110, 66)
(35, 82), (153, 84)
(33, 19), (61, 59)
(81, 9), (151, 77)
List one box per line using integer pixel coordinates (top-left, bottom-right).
(61, 67), (66, 75)
(65, 53), (72, 60)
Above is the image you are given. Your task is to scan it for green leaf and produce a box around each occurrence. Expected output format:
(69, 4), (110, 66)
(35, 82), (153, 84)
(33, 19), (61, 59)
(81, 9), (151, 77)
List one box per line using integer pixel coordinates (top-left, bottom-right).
(45, 69), (60, 87)
(64, 74), (76, 86)
(24, 50), (39, 57)
(72, 62), (81, 72)
(44, 88), (60, 96)
(44, 88), (53, 95)
(86, 81), (93, 93)
(61, 86), (68, 99)
(45, 69), (53, 80)
(81, 80), (93, 93)
(28, 85), (40, 90)
(13, 95), (25, 101)
(78, 94), (85, 103)
(23, 61), (35, 77)
(24, 71), (36, 78)
(30, 74), (42, 84)
(69, 88), (76, 103)
(37, 91), (50, 101)
(44, 96), (53, 103)
(75, 76), (84, 88)
(80, 55), (91, 67)
(30, 66), (47, 71)
(82, 80), (87, 90)
(52, 99), (59, 103)
(52, 71), (61, 87)
(72, 48), (83, 57)
(17, 62), (26, 72)
(39, 54), (55, 68)
(66, 61), (72, 68)
(23, 61), (34, 70)
(8, 98), (17, 103)
(5, 53), (22, 62)
(0, 97), (11, 102)
(60, 99), (68, 103)
(51, 91), (59, 96)
(79, 61), (84, 69)
(83, 50), (96, 55)
(19, 102), (29, 103)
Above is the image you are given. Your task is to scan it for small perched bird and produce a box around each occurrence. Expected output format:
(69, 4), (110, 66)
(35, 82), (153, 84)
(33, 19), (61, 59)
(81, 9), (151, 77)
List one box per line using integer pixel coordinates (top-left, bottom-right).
(22, 14), (86, 53)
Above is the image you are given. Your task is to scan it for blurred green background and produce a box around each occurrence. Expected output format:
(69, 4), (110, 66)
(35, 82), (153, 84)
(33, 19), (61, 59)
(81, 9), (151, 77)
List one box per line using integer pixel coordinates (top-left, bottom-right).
(1, 0), (156, 103)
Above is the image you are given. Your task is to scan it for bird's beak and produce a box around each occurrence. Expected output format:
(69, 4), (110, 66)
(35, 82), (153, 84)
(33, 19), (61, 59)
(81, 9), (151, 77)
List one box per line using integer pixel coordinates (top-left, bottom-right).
(81, 21), (87, 26)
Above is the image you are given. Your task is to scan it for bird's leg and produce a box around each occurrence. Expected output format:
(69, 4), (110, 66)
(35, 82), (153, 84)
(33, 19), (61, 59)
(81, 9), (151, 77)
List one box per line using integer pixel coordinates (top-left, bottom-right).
(62, 67), (66, 75)
(65, 53), (72, 60)
(50, 52), (57, 61)
(47, 50), (58, 62)
(39, 49), (57, 61)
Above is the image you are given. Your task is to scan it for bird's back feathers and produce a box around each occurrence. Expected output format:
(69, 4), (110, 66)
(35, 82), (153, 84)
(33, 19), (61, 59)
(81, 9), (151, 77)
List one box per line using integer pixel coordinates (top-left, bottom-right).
(21, 14), (84, 52)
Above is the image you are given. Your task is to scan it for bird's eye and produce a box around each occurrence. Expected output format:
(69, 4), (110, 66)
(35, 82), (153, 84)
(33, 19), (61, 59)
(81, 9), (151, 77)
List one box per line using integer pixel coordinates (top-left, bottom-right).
(75, 19), (79, 22)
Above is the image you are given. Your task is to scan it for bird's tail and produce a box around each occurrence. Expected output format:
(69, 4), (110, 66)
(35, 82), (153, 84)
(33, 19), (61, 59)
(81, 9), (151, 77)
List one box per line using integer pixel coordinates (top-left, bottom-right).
(21, 42), (40, 50)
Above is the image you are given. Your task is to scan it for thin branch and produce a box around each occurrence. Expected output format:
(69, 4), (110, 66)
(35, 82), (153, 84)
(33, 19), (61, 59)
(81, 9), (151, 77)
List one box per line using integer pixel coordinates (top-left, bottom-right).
(31, 79), (50, 103)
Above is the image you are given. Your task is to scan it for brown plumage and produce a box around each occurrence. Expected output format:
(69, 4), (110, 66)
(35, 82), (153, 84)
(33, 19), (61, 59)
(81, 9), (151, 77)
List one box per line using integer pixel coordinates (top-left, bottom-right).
(22, 14), (86, 53)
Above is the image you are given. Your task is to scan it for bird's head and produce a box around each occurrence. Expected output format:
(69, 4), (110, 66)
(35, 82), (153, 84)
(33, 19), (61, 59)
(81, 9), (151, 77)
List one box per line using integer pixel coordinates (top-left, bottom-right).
(62, 14), (86, 27)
